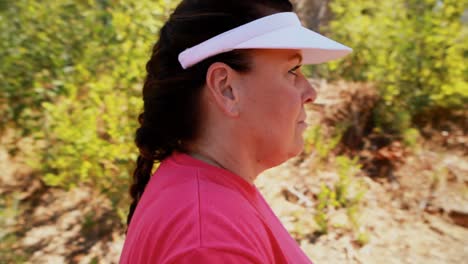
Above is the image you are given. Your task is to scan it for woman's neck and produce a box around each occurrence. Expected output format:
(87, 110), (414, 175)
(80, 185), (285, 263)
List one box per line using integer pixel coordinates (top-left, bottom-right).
(185, 137), (260, 184)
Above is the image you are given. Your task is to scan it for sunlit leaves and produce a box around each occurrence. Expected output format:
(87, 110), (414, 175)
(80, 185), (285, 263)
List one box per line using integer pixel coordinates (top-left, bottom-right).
(324, 0), (467, 132)
(1, 0), (180, 221)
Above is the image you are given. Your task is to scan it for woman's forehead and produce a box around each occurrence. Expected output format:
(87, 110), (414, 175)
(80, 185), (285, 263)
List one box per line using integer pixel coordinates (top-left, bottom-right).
(249, 49), (303, 64)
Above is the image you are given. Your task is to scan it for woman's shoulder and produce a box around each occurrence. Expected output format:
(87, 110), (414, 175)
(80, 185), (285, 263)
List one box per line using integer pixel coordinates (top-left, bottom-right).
(136, 167), (267, 239)
(138, 153), (262, 228)
(123, 165), (277, 263)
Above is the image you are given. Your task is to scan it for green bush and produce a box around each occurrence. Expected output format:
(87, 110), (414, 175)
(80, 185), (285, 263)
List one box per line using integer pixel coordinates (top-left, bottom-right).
(1, 0), (111, 136)
(1, 0), (179, 222)
(312, 0), (468, 133)
(303, 124), (346, 162)
(314, 156), (367, 236)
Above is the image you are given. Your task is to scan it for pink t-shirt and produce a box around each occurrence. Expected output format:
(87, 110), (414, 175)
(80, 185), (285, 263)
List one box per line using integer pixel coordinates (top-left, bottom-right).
(120, 152), (313, 264)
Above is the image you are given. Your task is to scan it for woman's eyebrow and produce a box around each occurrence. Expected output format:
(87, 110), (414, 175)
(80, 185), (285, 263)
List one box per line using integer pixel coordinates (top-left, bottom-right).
(288, 53), (303, 64)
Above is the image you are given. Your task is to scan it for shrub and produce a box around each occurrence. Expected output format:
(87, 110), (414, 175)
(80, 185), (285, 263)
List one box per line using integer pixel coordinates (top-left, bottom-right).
(1, 0), (179, 222)
(313, 156), (367, 238)
(310, 0), (467, 133)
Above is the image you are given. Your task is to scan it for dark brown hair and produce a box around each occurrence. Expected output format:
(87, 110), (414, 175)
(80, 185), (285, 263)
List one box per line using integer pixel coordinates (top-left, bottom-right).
(127, 0), (293, 226)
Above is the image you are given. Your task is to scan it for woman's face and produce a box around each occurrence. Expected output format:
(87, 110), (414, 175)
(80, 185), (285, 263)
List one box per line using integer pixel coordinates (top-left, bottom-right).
(236, 49), (316, 167)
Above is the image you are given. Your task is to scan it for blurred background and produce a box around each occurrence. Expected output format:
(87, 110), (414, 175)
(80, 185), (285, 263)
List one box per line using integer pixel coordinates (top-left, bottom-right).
(0, 0), (466, 263)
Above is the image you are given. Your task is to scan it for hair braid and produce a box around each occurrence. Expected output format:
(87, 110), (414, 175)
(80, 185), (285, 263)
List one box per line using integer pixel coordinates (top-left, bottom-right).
(126, 112), (156, 227)
(127, 154), (153, 226)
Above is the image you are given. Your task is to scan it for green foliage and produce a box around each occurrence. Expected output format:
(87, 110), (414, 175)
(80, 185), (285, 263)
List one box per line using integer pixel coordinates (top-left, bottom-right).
(313, 156), (367, 237)
(355, 230), (370, 246)
(303, 124), (345, 161)
(314, 183), (332, 234)
(0, 0), (177, 136)
(315, 0), (468, 133)
(402, 127), (421, 147)
(335, 156), (364, 208)
(1, 0), (179, 221)
(1, 0), (104, 135)
(305, 127), (368, 237)
(0, 192), (28, 263)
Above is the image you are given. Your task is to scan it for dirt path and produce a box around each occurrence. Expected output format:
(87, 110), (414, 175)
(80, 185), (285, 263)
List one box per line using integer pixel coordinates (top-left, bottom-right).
(257, 149), (468, 263)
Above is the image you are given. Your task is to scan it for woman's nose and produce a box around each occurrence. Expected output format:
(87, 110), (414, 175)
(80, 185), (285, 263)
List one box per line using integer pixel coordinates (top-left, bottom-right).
(301, 76), (317, 104)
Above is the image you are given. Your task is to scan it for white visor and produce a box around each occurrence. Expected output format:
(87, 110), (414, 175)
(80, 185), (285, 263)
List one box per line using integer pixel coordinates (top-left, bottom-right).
(178, 12), (352, 69)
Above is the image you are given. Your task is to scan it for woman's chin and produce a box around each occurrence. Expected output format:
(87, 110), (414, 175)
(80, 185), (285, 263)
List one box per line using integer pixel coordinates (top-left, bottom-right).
(287, 143), (305, 160)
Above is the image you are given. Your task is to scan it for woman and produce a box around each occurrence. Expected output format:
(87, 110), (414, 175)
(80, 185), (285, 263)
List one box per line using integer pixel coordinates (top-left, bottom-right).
(120, 0), (351, 263)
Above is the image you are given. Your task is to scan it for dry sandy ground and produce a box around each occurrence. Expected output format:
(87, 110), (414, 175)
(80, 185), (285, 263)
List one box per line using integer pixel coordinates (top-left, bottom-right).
(257, 150), (468, 264)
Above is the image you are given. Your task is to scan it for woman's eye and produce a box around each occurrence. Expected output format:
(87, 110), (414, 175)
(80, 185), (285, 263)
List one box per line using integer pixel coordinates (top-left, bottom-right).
(288, 64), (301, 76)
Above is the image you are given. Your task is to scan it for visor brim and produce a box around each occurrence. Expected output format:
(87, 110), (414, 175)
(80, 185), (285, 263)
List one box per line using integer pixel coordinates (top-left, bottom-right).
(235, 26), (352, 64)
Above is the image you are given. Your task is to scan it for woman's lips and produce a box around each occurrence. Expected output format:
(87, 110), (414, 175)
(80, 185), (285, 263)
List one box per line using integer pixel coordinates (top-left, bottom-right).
(298, 120), (308, 128)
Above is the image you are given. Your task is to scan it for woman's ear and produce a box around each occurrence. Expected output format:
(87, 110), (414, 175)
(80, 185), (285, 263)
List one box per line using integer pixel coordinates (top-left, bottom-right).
(205, 62), (240, 117)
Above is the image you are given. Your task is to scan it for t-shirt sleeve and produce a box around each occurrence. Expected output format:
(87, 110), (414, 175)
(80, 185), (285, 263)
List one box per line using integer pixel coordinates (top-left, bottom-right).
(167, 247), (263, 264)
